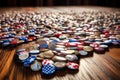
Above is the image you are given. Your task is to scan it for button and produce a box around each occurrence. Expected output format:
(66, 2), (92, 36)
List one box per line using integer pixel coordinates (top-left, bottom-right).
(30, 60), (42, 71)
(54, 62), (66, 69)
(53, 51), (66, 56)
(29, 50), (40, 54)
(37, 53), (45, 60)
(2, 42), (10, 46)
(52, 56), (66, 62)
(48, 42), (56, 50)
(69, 38), (78, 42)
(42, 64), (56, 75)
(59, 34), (67, 40)
(99, 45), (108, 49)
(65, 42), (77, 47)
(18, 51), (29, 61)
(36, 39), (47, 45)
(55, 47), (65, 51)
(112, 41), (120, 45)
(54, 32), (62, 37)
(16, 49), (26, 53)
(77, 45), (84, 50)
(83, 46), (93, 52)
(84, 41), (92, 45)
(56, 45), (65, 48)
(36, 57), (44, 61)
(60, 50), (75, 55)
(65, 55), (78, 61)
(44, 50), (54, 59)
(42, 59), (54, 66)
(103, 40), (112, 45)
(39, 44), (48, 49)
(116, 35), (120, 40)
(66, 62), (79, 69)
(79, 50), (88, 56)
(94, 47), (104, 52)
(90, 43), (99, 48)
(20, 37), (28, 42)
(68, 47), (78, 50)
(23, 56), (36, 67)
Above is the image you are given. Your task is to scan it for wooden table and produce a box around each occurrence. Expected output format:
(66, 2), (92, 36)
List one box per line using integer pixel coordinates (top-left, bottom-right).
(0, 6), (120, 80)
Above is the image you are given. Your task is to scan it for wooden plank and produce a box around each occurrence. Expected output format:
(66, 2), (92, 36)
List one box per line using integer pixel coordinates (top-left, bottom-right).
(0, 48), (16, 80)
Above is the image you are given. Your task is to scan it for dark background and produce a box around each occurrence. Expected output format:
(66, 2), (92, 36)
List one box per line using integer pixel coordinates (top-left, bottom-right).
(0, 0), (119, 7)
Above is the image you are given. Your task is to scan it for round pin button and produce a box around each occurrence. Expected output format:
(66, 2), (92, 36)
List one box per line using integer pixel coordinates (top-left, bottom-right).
(16, 49), (26, 53)
(77, 45), (84, 50)
(48, 42), (56, 50)
(69, 38), (78, 42)
(103, 40), (112, 45)
(60, 50), (75, 55)
(42, 59), (54, 66)
(52, 56), (67, 62)
(54, 62), (66, 69)
(55, 47), (65, 51)
(112, 41), (120, 45)
(65, 42), (77, 47)
(66, 62), (79, 69)
(18, 51), (29, 61)
(44, 50), (54, 59)
(56, 45), (65, 48)
(23, 56), (36, 67)
(29, 50), (40, 54)
(83, 46), (93, 52)
(42, 64), (56, 75)
(99, 45), (108, 49)
(38, 53), (44, 58)
(30, 60), (42, 71)
(2, 42), (10, 46)
(94, 47), (104, 52)
(40, 44), (48, 49)
(65, 55), (78, 61)
(79, 50), (88, 56)
(59, 35), (66, 40)
(90, 43), (99, 48)
(68, 47), (78, 50)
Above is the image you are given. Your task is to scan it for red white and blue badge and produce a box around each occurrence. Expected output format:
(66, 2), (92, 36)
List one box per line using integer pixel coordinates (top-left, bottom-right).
(42, 64), (56, 75)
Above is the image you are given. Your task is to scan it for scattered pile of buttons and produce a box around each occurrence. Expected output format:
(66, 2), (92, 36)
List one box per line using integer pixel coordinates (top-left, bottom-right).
(0, 10), (120, 47)
(16, 35), (120, 75)
(1, 10), (120, 75)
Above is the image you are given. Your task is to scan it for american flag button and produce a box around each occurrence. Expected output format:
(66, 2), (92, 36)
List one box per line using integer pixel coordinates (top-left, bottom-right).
(66, 62), (79, 69)
(42, 59), (54, 66)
